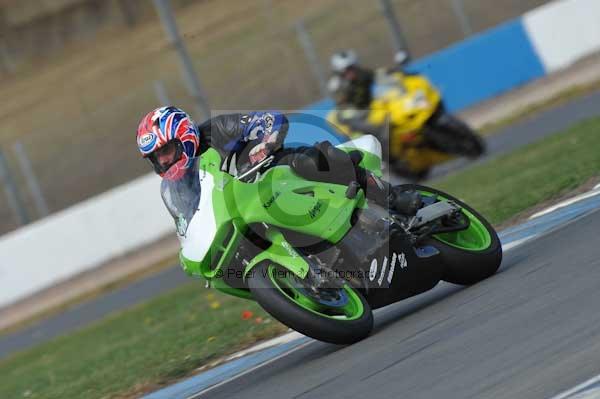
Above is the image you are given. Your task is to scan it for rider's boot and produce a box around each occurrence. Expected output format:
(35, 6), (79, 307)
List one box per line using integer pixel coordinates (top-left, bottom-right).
(357, 169), (422, 216)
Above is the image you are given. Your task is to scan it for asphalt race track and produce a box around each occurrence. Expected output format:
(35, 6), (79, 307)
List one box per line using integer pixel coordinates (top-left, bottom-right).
(193, 207), (600, 399)
(1, 89), (600, 360)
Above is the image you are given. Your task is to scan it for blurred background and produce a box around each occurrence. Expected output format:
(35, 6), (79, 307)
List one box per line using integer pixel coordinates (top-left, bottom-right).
(0, 0), (551, 235)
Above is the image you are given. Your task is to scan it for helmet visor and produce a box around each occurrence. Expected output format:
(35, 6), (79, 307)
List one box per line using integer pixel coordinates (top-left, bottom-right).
(147, 140), (184, 174)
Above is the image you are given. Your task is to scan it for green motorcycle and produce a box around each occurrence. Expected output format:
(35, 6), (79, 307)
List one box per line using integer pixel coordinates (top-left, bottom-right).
(163, 135), (502, 345)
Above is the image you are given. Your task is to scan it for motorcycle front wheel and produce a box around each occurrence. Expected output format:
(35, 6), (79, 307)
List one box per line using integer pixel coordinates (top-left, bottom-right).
(247, 263), (373, 344)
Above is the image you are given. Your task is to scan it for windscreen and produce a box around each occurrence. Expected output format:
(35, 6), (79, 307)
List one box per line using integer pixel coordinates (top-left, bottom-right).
(160, 157), (201, 236)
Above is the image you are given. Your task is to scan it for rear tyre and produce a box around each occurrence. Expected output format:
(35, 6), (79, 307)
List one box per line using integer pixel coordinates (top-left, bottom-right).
(395, 184), (502, 285)
(247, 263), (374, 344)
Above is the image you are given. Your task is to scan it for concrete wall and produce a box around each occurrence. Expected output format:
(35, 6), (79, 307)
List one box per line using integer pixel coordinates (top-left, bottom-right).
(523, 0), (600, 73)
(408, 0), (600, 112)
(0, 173), (173, 308)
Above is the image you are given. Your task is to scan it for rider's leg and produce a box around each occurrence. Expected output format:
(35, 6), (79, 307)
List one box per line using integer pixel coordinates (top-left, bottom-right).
(353, 163), (422, 216)
(280, 141), (422, 216)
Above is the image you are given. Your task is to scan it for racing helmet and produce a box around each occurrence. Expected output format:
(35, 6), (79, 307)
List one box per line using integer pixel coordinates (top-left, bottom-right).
(136, 106), (200, 180)
(330, 50), (358, 73)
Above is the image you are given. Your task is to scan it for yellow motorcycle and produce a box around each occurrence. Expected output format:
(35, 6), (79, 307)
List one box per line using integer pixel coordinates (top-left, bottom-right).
(327, 69), (485, 180)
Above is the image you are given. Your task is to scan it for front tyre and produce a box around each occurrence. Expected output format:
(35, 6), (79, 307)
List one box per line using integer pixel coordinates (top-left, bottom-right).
(397, 184), (502, 285)
(247, 263), (373, 344)
(427, 113), (486, 158)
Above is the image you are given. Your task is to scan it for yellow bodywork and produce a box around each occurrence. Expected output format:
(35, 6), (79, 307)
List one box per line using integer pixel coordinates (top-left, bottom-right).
(328, 71), (453, 174)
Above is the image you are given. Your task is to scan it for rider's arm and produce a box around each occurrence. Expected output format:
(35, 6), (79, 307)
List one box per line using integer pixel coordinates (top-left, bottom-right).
(198, 111), (289, 175)
(197, 112), (289, 158)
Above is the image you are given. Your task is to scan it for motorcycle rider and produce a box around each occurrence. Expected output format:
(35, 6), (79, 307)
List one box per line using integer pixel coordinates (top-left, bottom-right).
(327, 50), (384, 138)
(136, 106), (421, 221)
(327, 49), (418, 133)
(329, 50), (374, 109)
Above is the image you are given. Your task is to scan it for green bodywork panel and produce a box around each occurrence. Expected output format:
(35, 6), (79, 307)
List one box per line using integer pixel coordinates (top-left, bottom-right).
(243, 228), (309, 280)
(209, 278), (254, 300)
(180, 148), (370, 297)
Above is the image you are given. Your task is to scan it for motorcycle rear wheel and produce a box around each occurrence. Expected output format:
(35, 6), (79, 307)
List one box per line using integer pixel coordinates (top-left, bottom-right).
(247, 263), (373, 344)
(396, 184), (502, 285)
(426, 114), (486, 158)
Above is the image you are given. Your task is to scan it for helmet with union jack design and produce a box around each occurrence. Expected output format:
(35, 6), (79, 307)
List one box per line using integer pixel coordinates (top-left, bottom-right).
(136, 106), (200, 180)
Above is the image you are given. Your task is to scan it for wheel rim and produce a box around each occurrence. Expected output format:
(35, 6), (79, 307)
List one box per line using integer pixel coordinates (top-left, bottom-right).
(419, 191), (492, 251)
(266, 265), (365, 321)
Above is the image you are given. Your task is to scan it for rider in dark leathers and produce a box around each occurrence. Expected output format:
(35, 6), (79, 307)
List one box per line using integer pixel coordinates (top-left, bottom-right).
(137, 107), (421, 217)
(197, 111), (414, 212)
(327, 50), (384, 139)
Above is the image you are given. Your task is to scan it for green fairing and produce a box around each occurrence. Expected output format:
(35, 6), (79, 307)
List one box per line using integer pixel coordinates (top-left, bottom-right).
(184, 148), (366, 284)
(179, 252), (201, 276)
(243, 228), (309, 280)
(209, 278), (254, 300)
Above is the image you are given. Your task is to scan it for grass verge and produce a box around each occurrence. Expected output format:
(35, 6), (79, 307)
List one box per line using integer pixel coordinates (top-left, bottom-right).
(0, 285), (288, 399)
(1, 117), (600, 399)
(433, 117), (600, 224)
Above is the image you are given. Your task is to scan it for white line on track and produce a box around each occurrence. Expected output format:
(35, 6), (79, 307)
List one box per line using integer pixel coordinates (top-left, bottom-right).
(502, 236), (536, 251)
(224, 331), (305, 362)
(529, 189), (600, 219)
(186, 339), (315, 399)
(548, 374), (600, 399)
